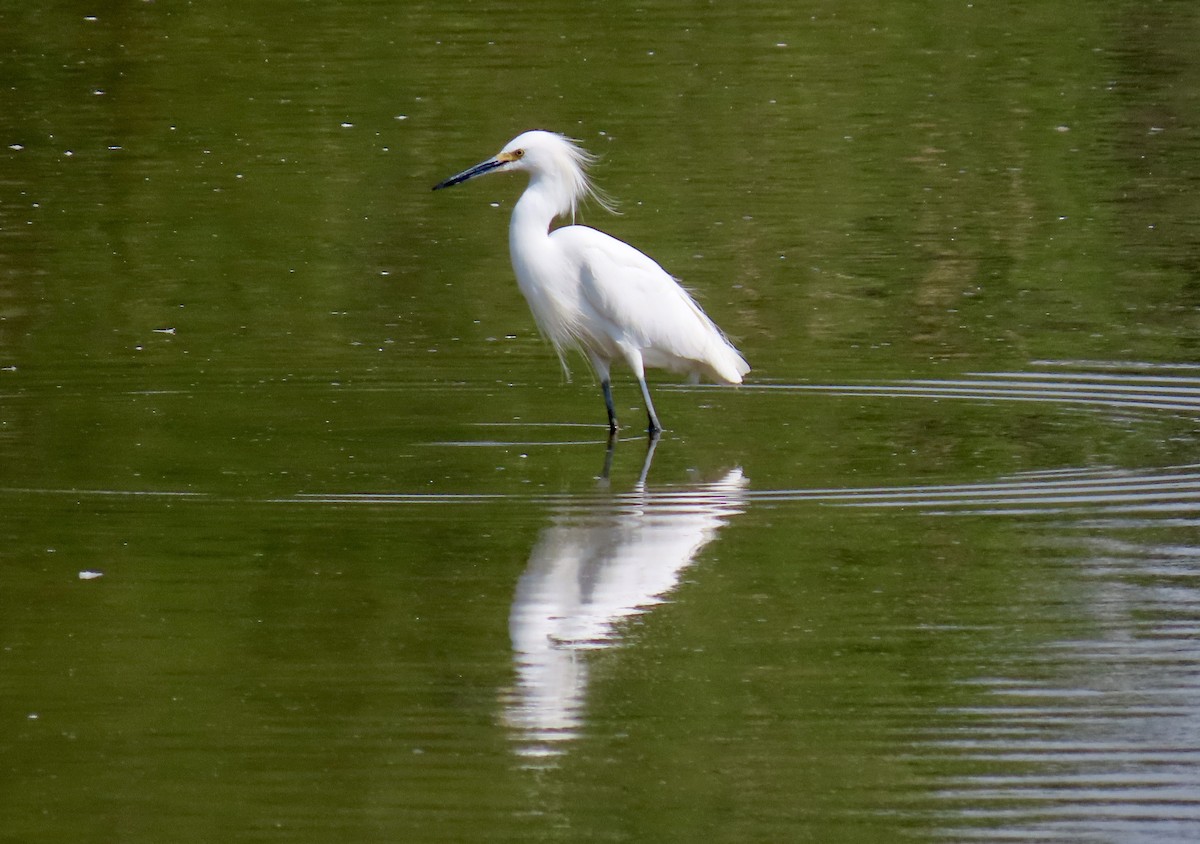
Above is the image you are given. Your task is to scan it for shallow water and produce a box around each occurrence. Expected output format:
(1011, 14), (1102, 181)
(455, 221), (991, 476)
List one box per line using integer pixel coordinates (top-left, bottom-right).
(4, 2), (1200, 842)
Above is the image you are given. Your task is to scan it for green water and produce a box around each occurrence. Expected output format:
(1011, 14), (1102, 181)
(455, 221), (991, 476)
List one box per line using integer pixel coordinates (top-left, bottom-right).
(3, 2), (1200, 842)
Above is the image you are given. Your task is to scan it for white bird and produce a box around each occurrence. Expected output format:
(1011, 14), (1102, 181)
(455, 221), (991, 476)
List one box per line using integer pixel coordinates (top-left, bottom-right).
(433, 130), (749, 435)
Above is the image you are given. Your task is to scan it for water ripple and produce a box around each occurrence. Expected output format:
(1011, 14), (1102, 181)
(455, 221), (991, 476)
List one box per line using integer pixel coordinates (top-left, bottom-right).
(747, 464), (1200, 515)
(738, 366), (1200, 415)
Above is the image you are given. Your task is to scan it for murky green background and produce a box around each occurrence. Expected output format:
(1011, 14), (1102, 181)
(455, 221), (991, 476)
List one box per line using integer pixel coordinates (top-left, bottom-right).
(4, 2), (1200, 841)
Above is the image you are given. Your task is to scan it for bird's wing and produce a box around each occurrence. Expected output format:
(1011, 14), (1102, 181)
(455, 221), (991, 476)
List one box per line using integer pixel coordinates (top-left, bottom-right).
(553, 225), (725, 359)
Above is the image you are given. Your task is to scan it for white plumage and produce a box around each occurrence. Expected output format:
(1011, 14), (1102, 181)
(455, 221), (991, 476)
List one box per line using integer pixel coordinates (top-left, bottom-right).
(434, 130), (749, 435)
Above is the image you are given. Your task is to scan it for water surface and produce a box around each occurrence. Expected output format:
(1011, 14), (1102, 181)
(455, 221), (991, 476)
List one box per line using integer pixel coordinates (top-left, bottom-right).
(3, 2), (1200, 842)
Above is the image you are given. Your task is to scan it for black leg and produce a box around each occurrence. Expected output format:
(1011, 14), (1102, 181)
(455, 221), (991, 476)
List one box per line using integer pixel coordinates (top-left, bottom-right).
(601, 378), (618, 433)
(637, 376), (662, 436)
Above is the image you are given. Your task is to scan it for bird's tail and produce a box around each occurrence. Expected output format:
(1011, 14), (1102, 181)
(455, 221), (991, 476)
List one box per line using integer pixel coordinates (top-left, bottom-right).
(705, 341), (750, 385)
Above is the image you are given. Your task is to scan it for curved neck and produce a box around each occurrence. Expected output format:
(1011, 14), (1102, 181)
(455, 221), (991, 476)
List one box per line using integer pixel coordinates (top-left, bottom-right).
(513, 172), (577, 231)
(509, 176), (567, 266)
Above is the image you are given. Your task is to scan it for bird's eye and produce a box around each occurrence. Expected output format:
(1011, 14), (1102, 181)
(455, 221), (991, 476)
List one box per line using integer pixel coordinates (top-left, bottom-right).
(513, 149), (524, 158)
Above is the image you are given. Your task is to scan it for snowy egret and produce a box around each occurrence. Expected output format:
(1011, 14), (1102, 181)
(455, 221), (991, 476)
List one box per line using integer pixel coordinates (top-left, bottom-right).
(433, 130), (749, 435)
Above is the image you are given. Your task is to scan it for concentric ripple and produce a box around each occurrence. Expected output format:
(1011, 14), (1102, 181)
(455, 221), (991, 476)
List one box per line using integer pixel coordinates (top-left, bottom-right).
(747, 464), (1200, 516)
(740, 363), (1200, 416)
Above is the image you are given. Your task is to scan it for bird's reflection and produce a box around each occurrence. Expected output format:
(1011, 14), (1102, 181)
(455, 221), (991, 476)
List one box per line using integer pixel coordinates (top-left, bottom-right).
(502, 440), (748, 758)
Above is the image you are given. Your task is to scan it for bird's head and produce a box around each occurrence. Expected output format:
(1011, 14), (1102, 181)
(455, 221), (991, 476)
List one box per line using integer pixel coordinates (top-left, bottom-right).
(433, 130), (613, 220)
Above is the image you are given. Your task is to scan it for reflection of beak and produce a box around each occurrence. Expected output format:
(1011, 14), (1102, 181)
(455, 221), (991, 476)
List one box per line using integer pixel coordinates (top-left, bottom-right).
(432, 156), (506, 191)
